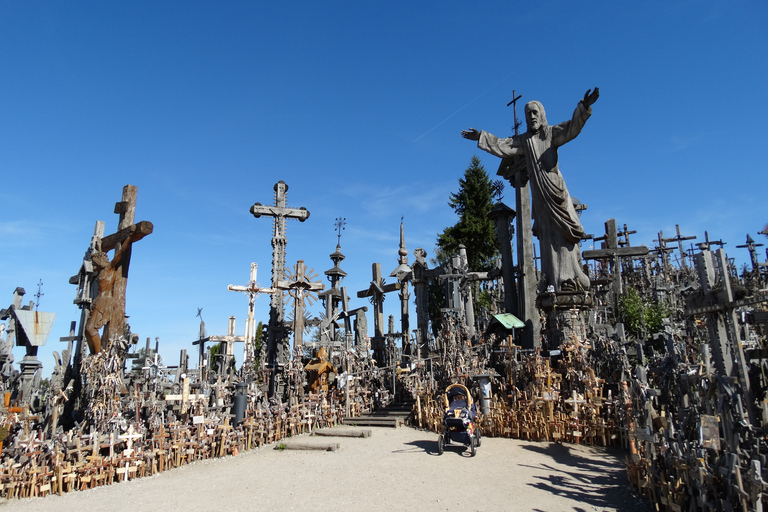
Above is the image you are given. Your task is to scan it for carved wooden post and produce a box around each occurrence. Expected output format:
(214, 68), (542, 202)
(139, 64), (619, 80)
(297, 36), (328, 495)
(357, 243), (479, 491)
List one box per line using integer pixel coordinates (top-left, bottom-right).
(489, 202), (518, 317)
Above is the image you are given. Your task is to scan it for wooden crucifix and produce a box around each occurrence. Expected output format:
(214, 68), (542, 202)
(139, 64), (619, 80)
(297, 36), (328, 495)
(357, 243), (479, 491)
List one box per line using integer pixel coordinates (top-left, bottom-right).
(737, 234), (765, 275)
(357, 263), (400, 365)
(208, 316), (245, 378)
(227, 263), (274, 373)
(84, 185), (153, 354)
(250, 180), (310, 397)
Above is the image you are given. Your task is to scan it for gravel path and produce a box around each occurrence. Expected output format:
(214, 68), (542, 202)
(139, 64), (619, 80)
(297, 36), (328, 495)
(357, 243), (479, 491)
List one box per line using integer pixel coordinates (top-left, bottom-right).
(0, 426), (649, 512)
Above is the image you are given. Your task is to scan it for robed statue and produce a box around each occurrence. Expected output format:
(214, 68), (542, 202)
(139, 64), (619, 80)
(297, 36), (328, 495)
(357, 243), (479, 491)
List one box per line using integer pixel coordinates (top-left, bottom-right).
(463, 88), (599, 293)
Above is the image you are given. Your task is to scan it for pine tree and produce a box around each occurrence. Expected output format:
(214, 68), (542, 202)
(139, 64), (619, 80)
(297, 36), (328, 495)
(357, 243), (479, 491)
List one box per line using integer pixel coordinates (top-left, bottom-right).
(437, 155), (500, 272)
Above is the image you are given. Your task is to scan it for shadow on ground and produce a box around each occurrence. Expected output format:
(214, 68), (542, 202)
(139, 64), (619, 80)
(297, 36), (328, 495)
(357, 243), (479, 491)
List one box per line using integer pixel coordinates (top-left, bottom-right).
(520, 443), (650, 511)
(399, 437), (475, 457)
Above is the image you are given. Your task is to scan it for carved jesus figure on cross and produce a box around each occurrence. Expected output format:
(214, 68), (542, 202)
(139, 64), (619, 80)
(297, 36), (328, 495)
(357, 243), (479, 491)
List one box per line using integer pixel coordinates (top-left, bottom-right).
(85, 226), (150, 354)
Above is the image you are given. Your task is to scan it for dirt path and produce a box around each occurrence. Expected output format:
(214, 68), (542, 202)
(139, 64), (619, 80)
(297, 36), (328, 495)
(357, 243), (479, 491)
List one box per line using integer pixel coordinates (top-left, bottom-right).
(1, 426), (649, 512)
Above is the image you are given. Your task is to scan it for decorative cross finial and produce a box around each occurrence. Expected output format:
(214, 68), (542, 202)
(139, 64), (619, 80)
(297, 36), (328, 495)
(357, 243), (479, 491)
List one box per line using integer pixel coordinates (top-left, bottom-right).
(34, 279), (44, 311)
(335, 217), (347, 245)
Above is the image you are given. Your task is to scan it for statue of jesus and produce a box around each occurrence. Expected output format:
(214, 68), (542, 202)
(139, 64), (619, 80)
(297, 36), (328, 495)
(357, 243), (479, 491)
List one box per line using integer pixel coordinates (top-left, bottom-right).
(463, 88), (599, 293)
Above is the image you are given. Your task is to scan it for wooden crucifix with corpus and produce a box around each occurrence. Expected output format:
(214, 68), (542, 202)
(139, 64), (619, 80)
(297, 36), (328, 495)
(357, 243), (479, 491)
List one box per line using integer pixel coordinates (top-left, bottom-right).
(250, 181), (310, 397)
(227, 262), (274, 374)
(84, 185), (153, 354)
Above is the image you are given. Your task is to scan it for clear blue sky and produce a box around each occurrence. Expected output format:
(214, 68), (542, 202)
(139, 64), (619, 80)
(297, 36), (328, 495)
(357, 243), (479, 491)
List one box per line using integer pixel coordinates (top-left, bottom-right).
(1, 1), (766, 375)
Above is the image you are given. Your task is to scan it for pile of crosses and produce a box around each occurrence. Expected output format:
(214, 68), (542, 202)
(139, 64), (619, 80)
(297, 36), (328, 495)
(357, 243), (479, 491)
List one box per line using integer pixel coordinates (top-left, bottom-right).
(0, 327), (387, 499)
(412, 333), (632, 447)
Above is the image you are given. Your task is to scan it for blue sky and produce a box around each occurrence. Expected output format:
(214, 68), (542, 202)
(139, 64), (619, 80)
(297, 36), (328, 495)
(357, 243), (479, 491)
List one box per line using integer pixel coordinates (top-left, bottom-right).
(1, 1), (766, 375)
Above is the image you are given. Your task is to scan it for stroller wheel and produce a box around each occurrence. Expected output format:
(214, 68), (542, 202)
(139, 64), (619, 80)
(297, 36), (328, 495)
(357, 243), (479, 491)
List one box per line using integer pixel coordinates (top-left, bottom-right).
(437, 434), (444, 455)
(469, 436), (477, 457)
(476, 430), (482, 447)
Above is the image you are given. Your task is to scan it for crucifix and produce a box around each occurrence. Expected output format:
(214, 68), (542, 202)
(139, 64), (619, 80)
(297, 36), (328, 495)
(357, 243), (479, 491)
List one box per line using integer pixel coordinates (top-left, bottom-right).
(83, 185), (153, 354)
(357, 263), (400, 365)
(208, 316), (245, 378)
(227, 263), (274, 375)
(617, 223), (636, 248)
(737, 234), (764, 275)
(250, 180), (310, 397)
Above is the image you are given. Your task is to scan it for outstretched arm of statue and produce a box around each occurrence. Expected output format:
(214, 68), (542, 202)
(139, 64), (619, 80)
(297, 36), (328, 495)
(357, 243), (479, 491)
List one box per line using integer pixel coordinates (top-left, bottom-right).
(476, 130), (523, 159)
(553, 89), (599, 147)
(582, 87), (599, 107)
(461, 128), (481, 141)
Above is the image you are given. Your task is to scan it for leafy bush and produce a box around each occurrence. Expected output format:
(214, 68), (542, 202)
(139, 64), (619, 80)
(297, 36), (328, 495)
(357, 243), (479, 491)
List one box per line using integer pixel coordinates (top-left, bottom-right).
(617, 288), (669, 338)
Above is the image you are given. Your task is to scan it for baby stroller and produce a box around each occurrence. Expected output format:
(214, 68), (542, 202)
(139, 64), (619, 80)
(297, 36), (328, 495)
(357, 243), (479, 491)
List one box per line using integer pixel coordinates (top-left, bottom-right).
(437, 383), (481, 456)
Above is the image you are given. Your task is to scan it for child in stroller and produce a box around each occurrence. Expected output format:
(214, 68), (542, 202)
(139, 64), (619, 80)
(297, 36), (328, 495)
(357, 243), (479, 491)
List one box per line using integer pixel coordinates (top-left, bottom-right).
(437, 383), (481, 456)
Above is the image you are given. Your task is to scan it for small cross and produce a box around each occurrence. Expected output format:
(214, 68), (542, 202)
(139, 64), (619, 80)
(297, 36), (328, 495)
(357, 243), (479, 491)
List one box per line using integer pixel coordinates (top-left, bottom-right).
(119, 424), (142, 456)
(507, 90), (523, 135)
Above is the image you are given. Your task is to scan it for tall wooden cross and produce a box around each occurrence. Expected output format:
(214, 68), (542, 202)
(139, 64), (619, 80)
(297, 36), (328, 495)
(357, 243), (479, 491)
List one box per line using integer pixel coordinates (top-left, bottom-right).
(250, 181), (310, 397)
(227, 263), (274, 374)
(654, 230), (677, 275)
(83, 185), (153, 354)
(357, 263), (400, 365)
(689, 248), (756, 424)
(662, 225), (696, 270)
(582, 219), (649, 305)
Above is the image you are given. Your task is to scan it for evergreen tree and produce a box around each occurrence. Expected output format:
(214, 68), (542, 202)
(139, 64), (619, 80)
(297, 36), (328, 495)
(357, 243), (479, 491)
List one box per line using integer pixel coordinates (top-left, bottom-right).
(437, 155), (500, 272)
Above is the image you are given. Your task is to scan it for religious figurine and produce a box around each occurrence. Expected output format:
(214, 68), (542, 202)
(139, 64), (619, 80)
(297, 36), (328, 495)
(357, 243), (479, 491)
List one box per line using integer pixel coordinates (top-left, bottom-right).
(463, 88), (599, 293)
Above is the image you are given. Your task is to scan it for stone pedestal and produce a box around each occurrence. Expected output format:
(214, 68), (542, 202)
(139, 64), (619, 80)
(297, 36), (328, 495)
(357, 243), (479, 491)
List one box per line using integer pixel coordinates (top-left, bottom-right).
(539, 292), (592, 350)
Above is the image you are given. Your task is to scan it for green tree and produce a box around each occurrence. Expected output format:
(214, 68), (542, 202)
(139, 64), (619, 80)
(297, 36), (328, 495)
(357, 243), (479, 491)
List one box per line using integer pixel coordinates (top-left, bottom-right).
(437, 155), (499, 272)
(253, 321), (264, 368)
(209, 343), (222, 374)
(428, 156), (501, 338)
(617, 288), (670, 338)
